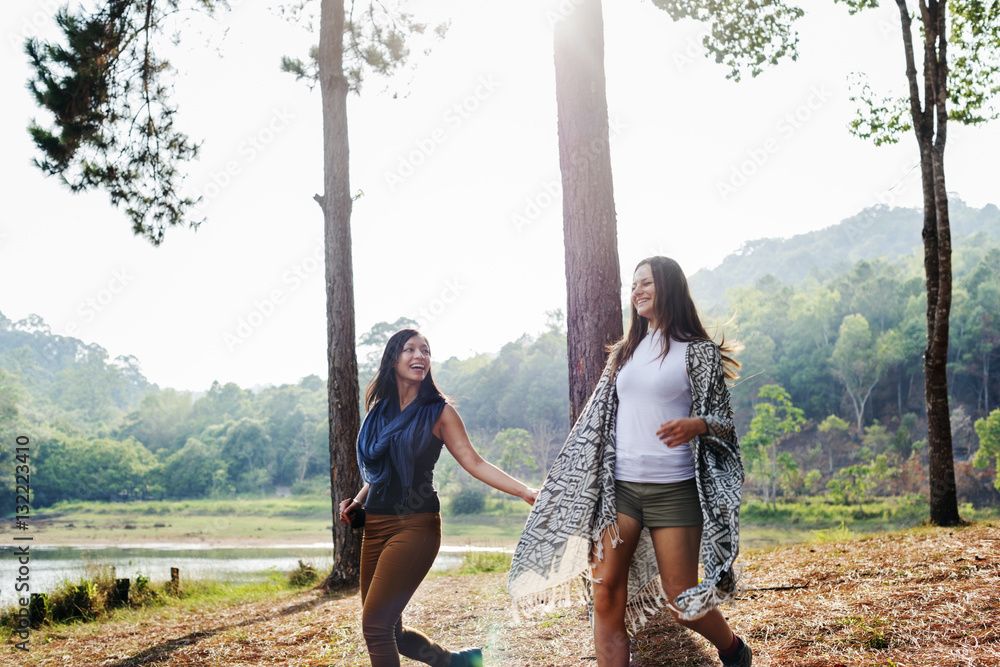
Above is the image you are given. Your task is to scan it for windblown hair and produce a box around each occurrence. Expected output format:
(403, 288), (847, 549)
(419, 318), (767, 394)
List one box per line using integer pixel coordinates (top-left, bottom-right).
(365, 329), (447, 411)
(609, 256), (741, 380)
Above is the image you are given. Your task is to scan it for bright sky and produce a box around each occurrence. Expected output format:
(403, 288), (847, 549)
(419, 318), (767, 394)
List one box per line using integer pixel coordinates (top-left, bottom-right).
(1, 0), (997, 392)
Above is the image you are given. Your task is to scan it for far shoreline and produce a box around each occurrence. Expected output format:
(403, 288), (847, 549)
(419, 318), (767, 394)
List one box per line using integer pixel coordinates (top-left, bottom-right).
(1, 517), (521, 550)
(2, 496), (528, 552)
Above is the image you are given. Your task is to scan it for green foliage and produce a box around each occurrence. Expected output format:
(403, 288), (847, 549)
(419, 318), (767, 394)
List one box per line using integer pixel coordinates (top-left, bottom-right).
(690, 201), (996, 309)
(744, 384), (805, 507)
(47, 580), (98, 624)
(117, 389), (194, 456)
(826, 454), (897, 513)
(652, 0), (804, 81)
(161, 438), (224, 498)
(129, 574), (161, 607)
(456, 549), (512, 575)
(861, 421), (892, 458)
(1, 315), (334, 506)
(947, 0), (1000, 125)
(891, 413), (920, 455)
(449, 487), (486, 515)
(837, 0), (1000, 140)
(434, 329), (569, 437)
(845, 72), (912, 145)
(34, 437), (159, 506)
(287, 560), (320, 588)
(831, 315), (880, 430)
(804, 469), (824, 495)
(24, 0), (211, 243)
(739, 494), (929, 529)
(810, 521), (855, 544)
(494, 428), (538, 479)
(819, 415), (850, 433)
(973, 408), (1000, 490)
(1, 561), (311, 633)
(278, 0), (449, 94)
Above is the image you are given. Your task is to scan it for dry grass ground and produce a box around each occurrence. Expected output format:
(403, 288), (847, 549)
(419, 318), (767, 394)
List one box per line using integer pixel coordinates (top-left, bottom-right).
(4, 522), (997, 667)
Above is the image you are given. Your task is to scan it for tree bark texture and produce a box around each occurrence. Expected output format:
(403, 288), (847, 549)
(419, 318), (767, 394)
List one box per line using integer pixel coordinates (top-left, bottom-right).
(317, 0), (363, 587)
(553, 0), (622, 426)
(896, 0), (960, 525)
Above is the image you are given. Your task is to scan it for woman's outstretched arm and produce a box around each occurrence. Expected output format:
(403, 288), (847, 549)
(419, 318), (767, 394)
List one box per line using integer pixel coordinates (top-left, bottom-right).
(436, 405), (538, 505)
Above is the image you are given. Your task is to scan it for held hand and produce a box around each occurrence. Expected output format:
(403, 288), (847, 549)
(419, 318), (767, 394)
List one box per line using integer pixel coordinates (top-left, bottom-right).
(338, 498), (359, 524)
(522, 487), (539, 506)
(656, 417), (708, 448)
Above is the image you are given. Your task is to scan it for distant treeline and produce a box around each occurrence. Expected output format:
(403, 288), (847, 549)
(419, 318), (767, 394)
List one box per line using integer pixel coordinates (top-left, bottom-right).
(2, 202), (1000, 512)
(0, 312), (567, 512)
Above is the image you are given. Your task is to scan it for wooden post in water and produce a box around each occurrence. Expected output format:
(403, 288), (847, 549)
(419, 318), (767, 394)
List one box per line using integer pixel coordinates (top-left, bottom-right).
(167, 568), (181, 596)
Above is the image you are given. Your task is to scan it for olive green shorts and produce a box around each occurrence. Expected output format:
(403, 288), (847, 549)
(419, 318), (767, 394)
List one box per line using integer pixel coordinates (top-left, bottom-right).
(614, 478), (703, 528)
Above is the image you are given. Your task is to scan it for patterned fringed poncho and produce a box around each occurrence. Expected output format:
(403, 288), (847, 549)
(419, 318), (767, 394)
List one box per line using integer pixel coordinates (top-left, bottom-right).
(508, 339), (745, 627)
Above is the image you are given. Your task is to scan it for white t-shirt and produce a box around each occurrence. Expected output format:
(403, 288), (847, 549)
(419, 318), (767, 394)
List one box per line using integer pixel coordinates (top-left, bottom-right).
(614, 332), (695, 483)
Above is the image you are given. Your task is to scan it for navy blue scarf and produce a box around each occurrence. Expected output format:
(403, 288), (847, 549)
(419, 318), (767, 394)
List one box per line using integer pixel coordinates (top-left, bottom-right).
(357, 394), (447, 501)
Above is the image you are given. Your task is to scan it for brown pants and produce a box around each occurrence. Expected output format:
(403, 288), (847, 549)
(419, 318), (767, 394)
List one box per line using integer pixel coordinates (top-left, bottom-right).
(360, 512), (451, 667)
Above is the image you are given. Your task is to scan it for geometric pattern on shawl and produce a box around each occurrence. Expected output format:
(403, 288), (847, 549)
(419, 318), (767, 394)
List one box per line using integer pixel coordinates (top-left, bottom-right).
(675, 339), (745, 619)
(508, 339), (744, 626)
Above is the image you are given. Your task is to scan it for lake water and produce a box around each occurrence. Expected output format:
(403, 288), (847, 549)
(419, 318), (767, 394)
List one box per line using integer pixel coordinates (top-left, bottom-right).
(0, 543), (508, 607)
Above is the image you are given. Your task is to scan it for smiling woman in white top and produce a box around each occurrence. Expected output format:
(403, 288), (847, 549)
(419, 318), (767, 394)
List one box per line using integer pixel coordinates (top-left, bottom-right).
(590, 256), (751, 667)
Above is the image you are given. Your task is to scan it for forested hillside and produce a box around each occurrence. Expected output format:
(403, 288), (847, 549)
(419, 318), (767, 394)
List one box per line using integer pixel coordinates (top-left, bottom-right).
(688, 199), (1000, 308)
(3, 202), (999, 514)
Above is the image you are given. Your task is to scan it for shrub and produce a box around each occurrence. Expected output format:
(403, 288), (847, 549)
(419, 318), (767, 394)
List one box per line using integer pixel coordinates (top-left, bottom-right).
(48, 581), (98, 623)
(457, 550), (512, 574)
(288, 560), (319, 588)
(450, 488), (485, 515)
(28, 594), (48, 628)
(129, 574), (162, 607)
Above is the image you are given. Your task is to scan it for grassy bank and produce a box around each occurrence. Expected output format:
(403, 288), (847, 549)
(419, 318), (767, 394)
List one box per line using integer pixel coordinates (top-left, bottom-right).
(0, 559), (325, 644)
(0, 549), (500, 643)
(738, 497), (1000, 551)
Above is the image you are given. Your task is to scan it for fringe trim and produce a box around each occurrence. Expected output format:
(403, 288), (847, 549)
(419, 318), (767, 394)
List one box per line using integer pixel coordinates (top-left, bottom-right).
(668, 564), (746, 621)
(591, 520), (622, 562)
(509, 580), (586, 625)
(623, 575), (667, 632)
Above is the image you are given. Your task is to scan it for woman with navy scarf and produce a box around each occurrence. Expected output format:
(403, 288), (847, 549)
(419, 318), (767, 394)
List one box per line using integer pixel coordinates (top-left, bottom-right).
(339, 329), (538, 667)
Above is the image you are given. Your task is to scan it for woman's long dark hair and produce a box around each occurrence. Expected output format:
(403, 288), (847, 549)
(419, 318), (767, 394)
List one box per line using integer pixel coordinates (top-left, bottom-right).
(365, 329), (447, 411)
(609, 256), (741, 380)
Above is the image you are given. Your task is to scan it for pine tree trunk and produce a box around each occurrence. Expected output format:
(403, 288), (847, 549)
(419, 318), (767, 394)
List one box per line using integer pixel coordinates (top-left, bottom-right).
(317, 0), (363, 588)
(553, 0), (622, 425)
(925, 140), (960, 525)
(898, 0), (960, 526)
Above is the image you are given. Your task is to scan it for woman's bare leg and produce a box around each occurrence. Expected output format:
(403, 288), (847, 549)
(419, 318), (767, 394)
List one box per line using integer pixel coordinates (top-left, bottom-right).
(591, 513), (642, 667)
(649, 525), (735, 649)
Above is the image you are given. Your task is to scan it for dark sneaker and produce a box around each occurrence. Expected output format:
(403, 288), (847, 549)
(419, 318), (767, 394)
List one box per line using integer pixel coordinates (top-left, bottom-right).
(720, 641), (752, 667)
(450, 647), (483, 667)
